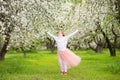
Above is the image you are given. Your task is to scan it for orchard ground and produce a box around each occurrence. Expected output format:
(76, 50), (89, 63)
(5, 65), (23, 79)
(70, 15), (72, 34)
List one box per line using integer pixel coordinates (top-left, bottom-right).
(0, 49), (120, 80)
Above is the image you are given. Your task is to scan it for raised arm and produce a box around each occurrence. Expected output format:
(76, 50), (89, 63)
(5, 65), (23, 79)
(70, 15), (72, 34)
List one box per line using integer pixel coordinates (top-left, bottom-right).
(47, 32), (57, 39)
(66, 30), (79, 39)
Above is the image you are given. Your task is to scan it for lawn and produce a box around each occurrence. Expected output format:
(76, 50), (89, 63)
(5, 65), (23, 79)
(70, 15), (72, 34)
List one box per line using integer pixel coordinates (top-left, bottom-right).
(0, 49), (120, 80)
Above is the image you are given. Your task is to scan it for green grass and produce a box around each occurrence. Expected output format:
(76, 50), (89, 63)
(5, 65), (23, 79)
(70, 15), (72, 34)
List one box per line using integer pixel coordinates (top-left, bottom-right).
(0, 49), (120, 80)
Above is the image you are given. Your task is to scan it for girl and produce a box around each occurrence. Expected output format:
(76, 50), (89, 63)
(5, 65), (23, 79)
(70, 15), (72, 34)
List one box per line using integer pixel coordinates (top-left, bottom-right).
(47, 30), (81, 75)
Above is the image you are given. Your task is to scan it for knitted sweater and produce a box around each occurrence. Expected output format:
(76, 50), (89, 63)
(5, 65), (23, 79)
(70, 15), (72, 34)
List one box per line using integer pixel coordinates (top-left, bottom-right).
(47, 30), (78, 51)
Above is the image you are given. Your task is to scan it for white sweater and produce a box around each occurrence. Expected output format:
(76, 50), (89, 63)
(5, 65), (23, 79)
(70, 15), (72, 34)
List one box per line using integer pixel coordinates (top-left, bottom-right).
(47, 30), (78, 51)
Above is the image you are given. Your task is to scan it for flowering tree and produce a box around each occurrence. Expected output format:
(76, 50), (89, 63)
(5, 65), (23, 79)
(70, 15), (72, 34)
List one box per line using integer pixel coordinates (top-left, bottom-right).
(81, 0), (120, 56)
(0, 0), (120, 60)
(0, 0), (23, 60)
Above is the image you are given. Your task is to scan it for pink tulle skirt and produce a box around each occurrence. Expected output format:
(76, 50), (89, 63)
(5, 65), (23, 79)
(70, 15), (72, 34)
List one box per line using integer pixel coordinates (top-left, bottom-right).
(57, 49), (81, 67)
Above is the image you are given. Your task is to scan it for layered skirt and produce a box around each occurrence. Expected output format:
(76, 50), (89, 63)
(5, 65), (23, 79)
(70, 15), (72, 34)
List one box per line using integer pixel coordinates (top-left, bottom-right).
(57, 49), (81, 67)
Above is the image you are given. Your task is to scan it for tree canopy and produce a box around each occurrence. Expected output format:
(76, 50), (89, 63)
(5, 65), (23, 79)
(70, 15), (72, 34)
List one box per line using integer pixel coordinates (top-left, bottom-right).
(0, 0), (120, 59)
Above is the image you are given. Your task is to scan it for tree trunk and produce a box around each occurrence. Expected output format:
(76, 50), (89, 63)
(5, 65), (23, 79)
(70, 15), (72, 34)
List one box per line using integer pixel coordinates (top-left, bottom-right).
(88, 42), (97, 52)
(88, 41), (103, 53)
(111, 25), (118, 56)
(21, 47), (27, 58)
(96, 45), (103, 53)
(96, 21), (116, 56)
(96, 40), (104, 53)
(102, 30), (116, 56)
(23, 51), (27, 58)
(0, 35), (10, 60)
(46, 37), (56, 53)
(50, 40), (56, 53)
(106, 37), (116, 56)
